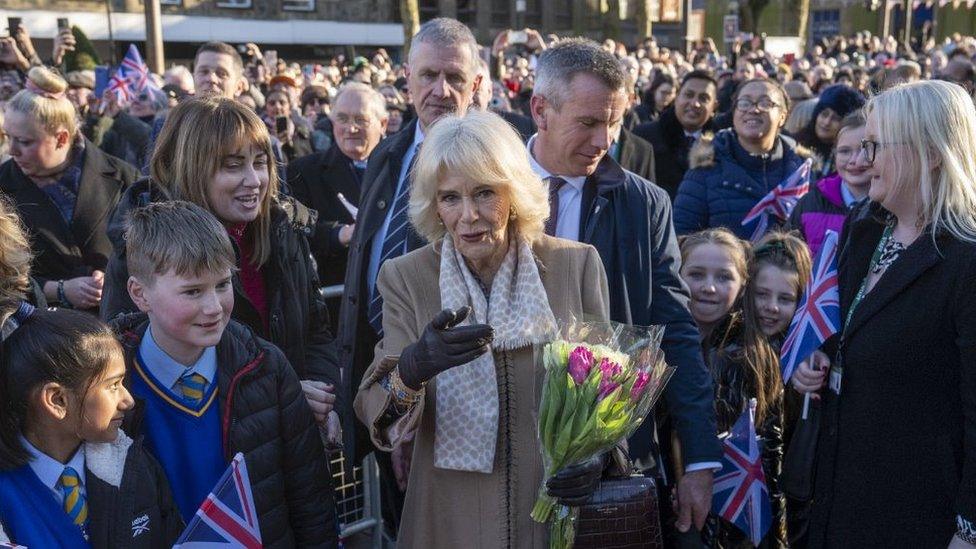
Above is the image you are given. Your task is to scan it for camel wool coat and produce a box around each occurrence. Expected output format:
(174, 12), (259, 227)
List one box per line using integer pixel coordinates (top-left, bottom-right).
(354, 235), (610, 549)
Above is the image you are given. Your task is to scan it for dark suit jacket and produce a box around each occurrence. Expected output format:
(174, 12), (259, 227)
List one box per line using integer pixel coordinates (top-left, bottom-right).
(494, 109), (536, 141)
(288, 144), (362, 288)
(573, 154), (720, 468)
(337, 120), (426, 460)
(809, 206), (976, 547)
(634, 106), (713, 198)
(0, 140), (138, 304)
(615, 128), (656, 183)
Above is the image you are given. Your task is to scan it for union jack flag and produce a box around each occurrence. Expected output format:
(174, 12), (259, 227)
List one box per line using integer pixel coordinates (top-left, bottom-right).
(173, 453), (263, 548)
(712, 399), (771, 547)
(780, 230), (841, 383)
(107, 72), (132, 103)
(741, 158), (813, 242)
(119, 44), (153, 93)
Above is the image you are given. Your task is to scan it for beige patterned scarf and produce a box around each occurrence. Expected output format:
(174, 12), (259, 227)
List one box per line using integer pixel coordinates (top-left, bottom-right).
(435, 234), (557, 473)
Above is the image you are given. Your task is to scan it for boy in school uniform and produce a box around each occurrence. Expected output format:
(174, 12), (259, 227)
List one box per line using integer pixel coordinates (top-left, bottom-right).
(112, 201), (338, 548)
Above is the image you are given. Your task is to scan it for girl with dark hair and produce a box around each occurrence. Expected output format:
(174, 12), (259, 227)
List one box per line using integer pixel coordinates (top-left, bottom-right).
(793, 84), (866, 180)
(0, 307), (183, 548)
(636, 72), (677, 124)
(696, 231), (810, 548)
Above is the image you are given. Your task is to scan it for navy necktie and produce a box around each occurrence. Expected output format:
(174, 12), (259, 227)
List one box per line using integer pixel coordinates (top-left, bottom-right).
(367, 150), (419, 335)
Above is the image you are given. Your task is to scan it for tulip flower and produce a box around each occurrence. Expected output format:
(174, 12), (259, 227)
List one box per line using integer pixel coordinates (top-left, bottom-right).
(567, 346), (594, 385)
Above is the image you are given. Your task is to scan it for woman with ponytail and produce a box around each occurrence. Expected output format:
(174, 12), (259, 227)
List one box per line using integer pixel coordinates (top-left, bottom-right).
(0, 307), (183, 547)
(0, 66), (139, 312)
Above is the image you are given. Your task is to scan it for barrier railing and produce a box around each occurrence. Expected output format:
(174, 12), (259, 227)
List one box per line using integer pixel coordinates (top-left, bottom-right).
(321, 283), (386, 548)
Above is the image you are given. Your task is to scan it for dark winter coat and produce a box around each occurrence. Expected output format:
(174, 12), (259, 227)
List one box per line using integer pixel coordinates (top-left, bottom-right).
(703, 315), (787, 548)
(85, 433), (185, 548)
(569, 155), (720, 469)
(785, 174), (852, 257)
(100, 178), (341, 396)
(809, 204), (976, 547)
(0, 139), (139, 308)
(673, 129), (808, 239)
(99, 113), (153, 170)
(288, 144), (361, 289)
(115, 314), (338, 549)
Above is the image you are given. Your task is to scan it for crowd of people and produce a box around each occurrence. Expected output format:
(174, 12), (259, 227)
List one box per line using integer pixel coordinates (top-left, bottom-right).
(0, 13), (975, 549)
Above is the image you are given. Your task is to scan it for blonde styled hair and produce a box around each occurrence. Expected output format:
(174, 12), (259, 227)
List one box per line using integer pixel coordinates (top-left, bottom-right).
(150, 97), (279, 266)
(6, 66), (77, 138)
(409, 110), (550, 244)
(125, 201), (238, 286)
(0, 197), (32, 323)
(867, 80), (976, 244)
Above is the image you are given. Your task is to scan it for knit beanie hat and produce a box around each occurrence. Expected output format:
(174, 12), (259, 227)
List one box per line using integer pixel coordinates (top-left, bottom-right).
(813, 84), (866, 120)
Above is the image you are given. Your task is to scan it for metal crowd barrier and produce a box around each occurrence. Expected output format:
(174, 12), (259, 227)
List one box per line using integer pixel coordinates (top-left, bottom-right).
(321, 284), (387, 548)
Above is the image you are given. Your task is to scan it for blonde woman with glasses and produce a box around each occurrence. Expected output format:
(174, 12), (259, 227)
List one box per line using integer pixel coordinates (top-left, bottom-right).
(791, 80), (976, 548)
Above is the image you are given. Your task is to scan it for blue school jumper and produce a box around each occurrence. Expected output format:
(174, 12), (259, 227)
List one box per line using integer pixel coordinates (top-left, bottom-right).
(0, 465), (91, 548)
(129, 347), (225, 523)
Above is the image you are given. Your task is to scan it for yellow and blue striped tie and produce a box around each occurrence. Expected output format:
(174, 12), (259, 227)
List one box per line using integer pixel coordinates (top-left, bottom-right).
(59, 466), (88, 532)
(177, 371), (208, 406)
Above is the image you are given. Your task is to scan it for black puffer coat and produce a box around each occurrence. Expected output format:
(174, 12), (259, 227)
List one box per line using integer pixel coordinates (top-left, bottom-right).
(100, 178), (341, 393)
(703, 314), (787, 548)
(114, 313), (338, 548)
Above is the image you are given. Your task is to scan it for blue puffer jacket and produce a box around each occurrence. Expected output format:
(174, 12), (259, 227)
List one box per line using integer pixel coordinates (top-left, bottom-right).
(673, 128), (808, 239)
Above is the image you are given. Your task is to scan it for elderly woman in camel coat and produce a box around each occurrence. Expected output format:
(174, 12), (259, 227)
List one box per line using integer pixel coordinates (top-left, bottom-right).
(354, 110), (610, 548)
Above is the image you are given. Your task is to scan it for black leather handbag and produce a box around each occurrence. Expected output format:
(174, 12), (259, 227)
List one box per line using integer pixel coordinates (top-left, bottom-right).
(573, 450), (664, 549)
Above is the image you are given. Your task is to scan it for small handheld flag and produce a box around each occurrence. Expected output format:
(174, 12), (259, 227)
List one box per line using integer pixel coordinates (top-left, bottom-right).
(741, 158), (813, 242)
(173, 453), (262, 548)
(780, 230), (841, 384)
(119, 44), (153, 93)
(107, 71), (132, 103)
(712, 399), (772, 547)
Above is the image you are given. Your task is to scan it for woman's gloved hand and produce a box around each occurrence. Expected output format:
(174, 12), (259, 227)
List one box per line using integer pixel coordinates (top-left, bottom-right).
(397, 306), (493, 390)
(546, 455), (605, 506)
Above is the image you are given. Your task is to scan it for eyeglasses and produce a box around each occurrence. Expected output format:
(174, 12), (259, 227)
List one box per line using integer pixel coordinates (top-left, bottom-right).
(858, 138), (905, 163)
(734, 98), (781, 112)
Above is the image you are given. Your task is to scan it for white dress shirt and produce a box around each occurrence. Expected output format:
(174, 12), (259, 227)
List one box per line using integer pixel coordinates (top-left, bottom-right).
(526, 135), (587, 241)
(21, 436), (86, 504)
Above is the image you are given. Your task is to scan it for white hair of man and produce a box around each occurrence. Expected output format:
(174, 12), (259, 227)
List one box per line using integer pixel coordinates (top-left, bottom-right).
(408, 17), (481, 73)
(534, 38), (627, 110)
(332, 81), (388, 121)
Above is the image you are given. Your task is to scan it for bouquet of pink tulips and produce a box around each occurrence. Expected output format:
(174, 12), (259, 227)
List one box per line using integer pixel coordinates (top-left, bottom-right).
(531, 320), (674, 549)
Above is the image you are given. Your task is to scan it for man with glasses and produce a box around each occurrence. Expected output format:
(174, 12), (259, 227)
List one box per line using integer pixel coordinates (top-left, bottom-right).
(289, 82), (388, 308)
(634, 70), (718, 197)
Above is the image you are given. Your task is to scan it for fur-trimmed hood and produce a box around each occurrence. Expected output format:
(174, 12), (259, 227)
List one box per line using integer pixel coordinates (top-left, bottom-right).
(689, 128), (813, 171)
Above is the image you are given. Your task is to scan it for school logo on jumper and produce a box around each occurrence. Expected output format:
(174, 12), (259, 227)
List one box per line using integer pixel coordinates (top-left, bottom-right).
(131, 514), (151, 537)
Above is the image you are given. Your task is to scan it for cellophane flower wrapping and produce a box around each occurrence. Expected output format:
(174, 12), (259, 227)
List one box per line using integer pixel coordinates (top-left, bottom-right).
(531, 318), (674, 549)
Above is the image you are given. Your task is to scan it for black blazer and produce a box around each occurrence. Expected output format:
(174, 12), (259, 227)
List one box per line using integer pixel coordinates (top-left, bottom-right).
(615, 128), (656, 184)
(0, 140), (138, 296)
(495, 109), (536, 141)
(288, 144), (362, 288)
(337, 119), (426, 460)
(809, 206), (976, 547)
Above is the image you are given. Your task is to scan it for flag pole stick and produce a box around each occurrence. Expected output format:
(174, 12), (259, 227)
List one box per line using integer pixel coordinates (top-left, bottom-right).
(801, 392), (811, 420)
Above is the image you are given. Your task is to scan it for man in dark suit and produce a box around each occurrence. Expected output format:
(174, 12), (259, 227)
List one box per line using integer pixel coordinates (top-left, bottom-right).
(634, 70), (718, 198)
(336, 17), (483, 533)
(527, 38), (721, 538)
(288, 82), (388, 320)
(611, 126), (655, 182)
(473, 59), (536, 140)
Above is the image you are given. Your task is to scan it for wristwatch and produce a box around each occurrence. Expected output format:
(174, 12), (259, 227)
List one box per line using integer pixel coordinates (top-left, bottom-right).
(57, 279), (72, 308)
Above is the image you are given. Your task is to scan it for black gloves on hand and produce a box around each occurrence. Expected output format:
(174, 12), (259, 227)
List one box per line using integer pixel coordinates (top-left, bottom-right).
(397, 306), (494, 390)
(546, 454), (605, 506)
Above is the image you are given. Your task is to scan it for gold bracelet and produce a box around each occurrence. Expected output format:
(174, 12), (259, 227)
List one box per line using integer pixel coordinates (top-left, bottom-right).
(389, 367), (424, 406)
